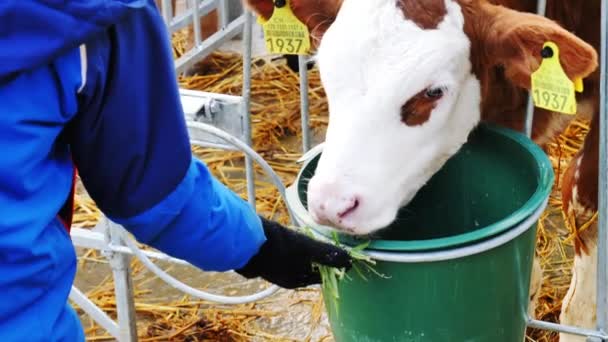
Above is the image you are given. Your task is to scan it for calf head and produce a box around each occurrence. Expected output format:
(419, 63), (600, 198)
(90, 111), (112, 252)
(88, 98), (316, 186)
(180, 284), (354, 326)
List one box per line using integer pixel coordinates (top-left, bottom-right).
(245, 0), (597, 235)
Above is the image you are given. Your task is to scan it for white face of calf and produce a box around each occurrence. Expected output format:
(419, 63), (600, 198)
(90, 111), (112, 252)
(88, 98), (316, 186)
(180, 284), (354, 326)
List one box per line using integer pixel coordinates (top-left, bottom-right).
(307, 0), (481, 235)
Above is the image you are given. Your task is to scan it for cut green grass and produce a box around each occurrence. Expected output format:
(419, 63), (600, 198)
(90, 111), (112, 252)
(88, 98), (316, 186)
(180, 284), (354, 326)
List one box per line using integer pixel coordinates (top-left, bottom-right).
(302, 227), (390, 315)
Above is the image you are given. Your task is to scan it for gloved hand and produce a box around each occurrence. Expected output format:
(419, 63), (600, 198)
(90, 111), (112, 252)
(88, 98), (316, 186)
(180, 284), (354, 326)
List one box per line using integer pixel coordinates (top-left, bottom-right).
(235, 216), (353, 289)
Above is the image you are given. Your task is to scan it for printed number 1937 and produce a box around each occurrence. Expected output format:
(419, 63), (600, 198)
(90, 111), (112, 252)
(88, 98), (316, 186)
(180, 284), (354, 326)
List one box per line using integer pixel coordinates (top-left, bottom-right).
(533, 89), (568, 112)
(266, 38), (304, 54)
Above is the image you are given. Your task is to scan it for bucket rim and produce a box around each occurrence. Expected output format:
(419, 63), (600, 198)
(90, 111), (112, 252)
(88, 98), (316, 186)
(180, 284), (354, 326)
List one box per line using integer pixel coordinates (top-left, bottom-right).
(304, 197), (547, 262)
(287, 124), (555, 253)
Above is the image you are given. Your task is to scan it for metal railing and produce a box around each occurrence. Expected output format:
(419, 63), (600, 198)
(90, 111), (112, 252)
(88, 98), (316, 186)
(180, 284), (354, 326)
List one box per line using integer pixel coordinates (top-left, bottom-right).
(520, 0), (608, 340)
(597, 0), (608, 338)
(160, 0), (245, 74)
(69, 0), (608, 340)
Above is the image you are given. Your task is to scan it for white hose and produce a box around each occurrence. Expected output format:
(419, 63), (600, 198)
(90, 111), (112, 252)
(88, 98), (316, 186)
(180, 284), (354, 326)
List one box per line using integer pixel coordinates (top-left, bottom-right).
(116, 227), (280, 304)
(187, 121), (297, 224)
(112, 121), (307, 304)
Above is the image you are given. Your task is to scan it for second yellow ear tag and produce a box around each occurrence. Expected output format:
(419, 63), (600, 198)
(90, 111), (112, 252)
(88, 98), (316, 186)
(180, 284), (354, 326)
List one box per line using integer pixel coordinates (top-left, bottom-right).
(259, 0), (311, 55)
(531, 42), (583, 115)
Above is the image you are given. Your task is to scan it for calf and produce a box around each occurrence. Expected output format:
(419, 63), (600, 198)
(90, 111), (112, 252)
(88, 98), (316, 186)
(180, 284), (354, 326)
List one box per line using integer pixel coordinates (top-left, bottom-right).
(245, 0), (601, 340)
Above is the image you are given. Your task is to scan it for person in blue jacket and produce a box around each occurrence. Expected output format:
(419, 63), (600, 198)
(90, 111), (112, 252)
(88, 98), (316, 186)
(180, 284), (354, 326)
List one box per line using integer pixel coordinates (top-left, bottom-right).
(0, 1), (352, 341)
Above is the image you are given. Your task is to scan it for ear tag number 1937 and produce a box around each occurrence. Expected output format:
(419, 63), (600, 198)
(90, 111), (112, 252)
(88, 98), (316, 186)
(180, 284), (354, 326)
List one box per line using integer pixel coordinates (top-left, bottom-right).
(257, 0), (311, 55)
(531, 41), (584, 115)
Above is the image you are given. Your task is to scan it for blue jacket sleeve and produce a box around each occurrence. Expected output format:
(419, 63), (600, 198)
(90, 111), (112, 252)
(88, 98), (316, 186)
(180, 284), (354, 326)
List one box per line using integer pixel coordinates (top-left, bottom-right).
(68, 4), (265, 271)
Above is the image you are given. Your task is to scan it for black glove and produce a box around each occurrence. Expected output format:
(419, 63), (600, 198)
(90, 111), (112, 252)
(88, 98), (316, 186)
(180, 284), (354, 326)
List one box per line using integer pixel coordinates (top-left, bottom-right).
(235, 216), (353, 289)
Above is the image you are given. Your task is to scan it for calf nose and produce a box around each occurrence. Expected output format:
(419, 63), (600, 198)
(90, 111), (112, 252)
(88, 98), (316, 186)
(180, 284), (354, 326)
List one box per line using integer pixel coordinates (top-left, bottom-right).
(307, 178), (361, 227)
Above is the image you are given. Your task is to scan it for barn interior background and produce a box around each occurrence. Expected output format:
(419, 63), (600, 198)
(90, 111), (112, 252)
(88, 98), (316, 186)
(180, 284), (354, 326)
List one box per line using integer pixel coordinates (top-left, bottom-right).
(68, 1), (598, 341)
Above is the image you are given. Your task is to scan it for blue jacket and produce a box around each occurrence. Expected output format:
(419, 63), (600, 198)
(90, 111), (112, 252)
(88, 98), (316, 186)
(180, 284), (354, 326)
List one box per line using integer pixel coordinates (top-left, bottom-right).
(0, 1), (266, 341)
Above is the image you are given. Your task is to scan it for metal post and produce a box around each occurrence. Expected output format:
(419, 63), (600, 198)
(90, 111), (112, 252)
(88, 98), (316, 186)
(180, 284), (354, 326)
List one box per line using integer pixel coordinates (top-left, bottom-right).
(524, 0), (547, 138)
(528, 319), (608, 340)
(524, 90), (535, 138)
(104, 220), (138, 342)
(595, 0), (608, 338)
(535, 0), (547, 18)
(299, 55), (311, 152)
(219, 0), (230, 29)
(242, 9), (256, 207)
(69, 287), (121, 339)
(161, 0), (173, 28)
(191, 0), (202, 47)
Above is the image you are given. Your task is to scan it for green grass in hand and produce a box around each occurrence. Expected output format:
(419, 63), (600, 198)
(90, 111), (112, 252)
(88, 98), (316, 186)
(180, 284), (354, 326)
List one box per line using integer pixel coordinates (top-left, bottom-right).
(301, 227), (390, 316)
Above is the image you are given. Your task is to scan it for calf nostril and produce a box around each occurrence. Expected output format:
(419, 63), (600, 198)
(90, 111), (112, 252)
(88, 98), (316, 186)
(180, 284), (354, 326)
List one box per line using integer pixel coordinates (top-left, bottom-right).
(338, 198), (359, 219)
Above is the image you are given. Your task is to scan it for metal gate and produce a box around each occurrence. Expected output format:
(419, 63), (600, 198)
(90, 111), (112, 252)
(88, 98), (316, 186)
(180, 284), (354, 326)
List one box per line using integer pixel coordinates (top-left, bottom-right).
(69, 0), (608, 341)
(518, 0), (608, 340)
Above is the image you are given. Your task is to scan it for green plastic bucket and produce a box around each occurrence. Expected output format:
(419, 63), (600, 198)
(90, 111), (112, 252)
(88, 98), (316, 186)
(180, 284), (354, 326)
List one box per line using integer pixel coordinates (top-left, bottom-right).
(285, 124), (554, 342)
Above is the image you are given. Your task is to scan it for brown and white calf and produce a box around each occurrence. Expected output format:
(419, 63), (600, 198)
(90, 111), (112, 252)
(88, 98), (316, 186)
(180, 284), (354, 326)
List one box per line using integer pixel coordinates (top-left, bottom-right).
(245, 0), (601, 340)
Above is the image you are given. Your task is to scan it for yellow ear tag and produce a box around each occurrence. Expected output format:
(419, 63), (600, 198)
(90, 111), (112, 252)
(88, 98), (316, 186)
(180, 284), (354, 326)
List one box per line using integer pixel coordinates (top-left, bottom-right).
(260, 0), (311, 55)
(531, 42), (583, 115)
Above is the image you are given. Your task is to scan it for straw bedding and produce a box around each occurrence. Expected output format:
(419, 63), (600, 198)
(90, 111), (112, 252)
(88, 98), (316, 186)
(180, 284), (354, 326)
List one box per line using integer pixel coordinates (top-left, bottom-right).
(70, 30), (591, 341)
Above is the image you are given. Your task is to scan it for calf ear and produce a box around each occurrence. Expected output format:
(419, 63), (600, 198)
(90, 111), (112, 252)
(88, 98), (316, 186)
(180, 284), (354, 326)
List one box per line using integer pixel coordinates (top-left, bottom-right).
(243, 0), (342, 46)
(472, 2), (598, 90)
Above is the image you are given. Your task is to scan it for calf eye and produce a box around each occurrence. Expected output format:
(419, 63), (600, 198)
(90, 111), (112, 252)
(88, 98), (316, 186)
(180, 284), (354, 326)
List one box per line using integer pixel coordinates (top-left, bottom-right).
(424, 87), (445, 99)
(401, 87), (445, 126)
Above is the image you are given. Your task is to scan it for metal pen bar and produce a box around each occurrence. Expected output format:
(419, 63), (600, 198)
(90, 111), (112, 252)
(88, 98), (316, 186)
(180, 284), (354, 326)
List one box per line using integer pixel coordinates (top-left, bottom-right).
(174, 15), (245, 74)
(191, 0), (202, 47)
(596, 0), (608, 336)
(536, 0), (547, 17)
(188, 140), (239, 151)
(106, 222), (138, 341)
(219, 0), (230, 28)
(69, 287), (121, 339)
(161, 0), (173, 28)
(524, 0), (547, 138)
(299, 55), (311, 152)
(71, 227), (194, 266)
(242, 10), (256, 207)
(524, 91), (535, 138)
(528, 319), (608, 340)
(168, 0), (216, 33)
